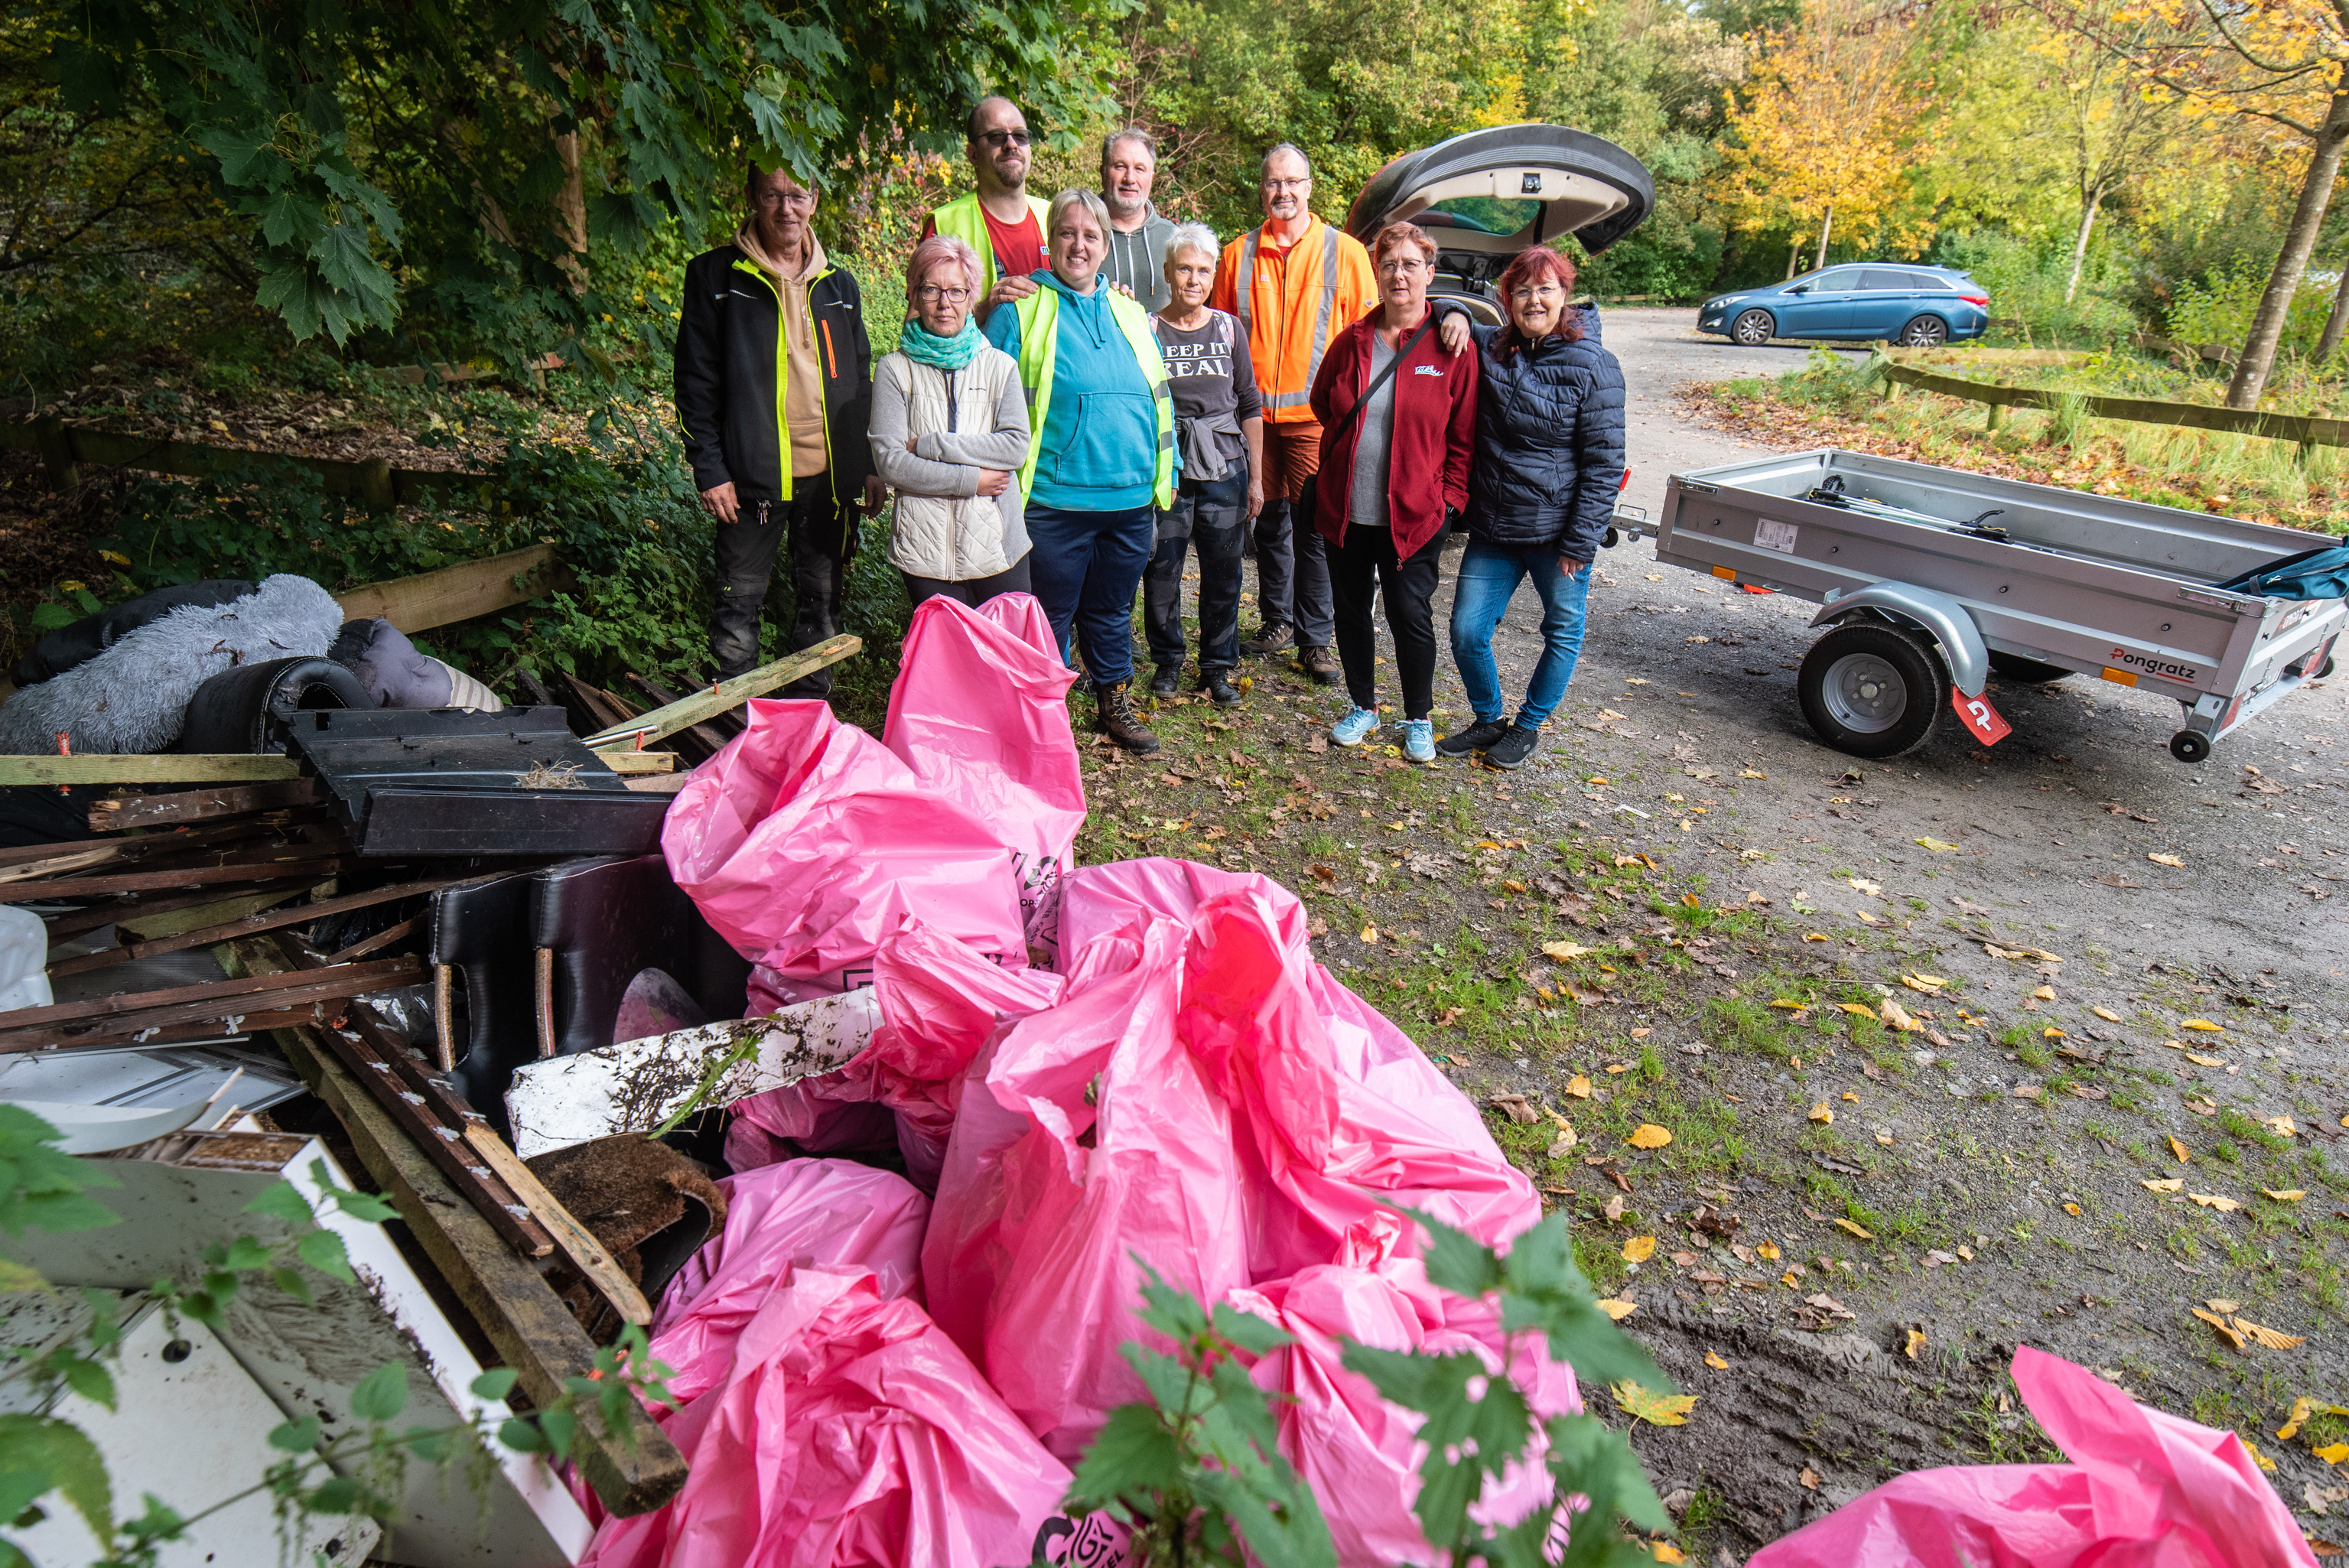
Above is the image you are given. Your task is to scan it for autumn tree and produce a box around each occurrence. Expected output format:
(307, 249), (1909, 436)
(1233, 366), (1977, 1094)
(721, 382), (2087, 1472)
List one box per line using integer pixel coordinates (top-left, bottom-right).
(2025, 20), (2187, 301)
(1715, 0), (1941, 273)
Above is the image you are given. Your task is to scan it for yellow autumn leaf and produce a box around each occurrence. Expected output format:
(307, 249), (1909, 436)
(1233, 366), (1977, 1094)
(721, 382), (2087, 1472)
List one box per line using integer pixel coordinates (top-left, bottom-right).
(1905, 1327), (1927, 1358)
(1849, 877), (1882, 896)
(1622, 1235), (1658, 1263)
(2280, 1397), (2319, 1441)
(2315, 1443), (2349, 1464)
(2263, 1188), (2307, 1202)
(2142, 1178), (2184, 1192)
(2243, 1437), (2276, 1473)
(2190, 1193), (2242, 1212)
(1835, 1218), (1873, 1239)
(2184, 1052), (2226, 1067)
(1916, 837), (1961, 853)
(1628, 1124), (1674, 1150)
(1769, 998), (1808, 1010)
(1841, 1091), (1859, 1103)
(1611, 1381), (1697, 1427)
(1902, 974), (1944, 993)
(1596, 1297), (1638, 1321)
(1543, 941), (1596, 961)
(1779, 1269), (1801, 1288)
(2168, 1137), (2191, 1162)
(2265, 1116), (2297, 1138)
(1565, 1075), (1593, 1099)
(1837, 1002), (1877, 1018)
(2148, 852), (2185, 867)
(2093, 1007), (2121, 1022)
(1654, 1545), (1687, 1564)
(1756, 1240), (1781, 1261)
(2181, 1019), (2224, 1033)
(2237, 1317), (2305, 1351)
(2032, 985), (2056, 1001)
(1361, 924), (1379, 944)
(1703, 1351), (1730, 1370)
(2194, 1308), (2247, 1350)
(2043, 1027), (2066, 1040)
(1803, 932), (1828, 942)
(1809, 1103), (1834, 1124)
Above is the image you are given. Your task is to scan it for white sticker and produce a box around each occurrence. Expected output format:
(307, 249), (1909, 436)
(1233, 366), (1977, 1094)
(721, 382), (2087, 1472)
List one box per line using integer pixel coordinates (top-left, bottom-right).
(1755, 518), (1800, 554)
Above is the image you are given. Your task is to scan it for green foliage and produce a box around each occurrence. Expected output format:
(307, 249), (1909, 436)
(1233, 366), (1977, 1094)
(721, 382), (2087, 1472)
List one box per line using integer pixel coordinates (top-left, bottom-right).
(2168, 257), (2337, 362)
(1063, 1260), (1336, 1568)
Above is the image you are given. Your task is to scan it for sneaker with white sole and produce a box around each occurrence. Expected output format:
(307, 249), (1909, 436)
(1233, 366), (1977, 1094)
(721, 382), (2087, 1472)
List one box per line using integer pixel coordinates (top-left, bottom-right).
(1399, 718), (1436, 763)
(1329, 707), (1380, 747)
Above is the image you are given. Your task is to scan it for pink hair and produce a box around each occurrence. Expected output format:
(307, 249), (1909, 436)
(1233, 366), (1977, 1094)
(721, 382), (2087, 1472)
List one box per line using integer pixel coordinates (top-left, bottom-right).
(906, 233), (982, 298)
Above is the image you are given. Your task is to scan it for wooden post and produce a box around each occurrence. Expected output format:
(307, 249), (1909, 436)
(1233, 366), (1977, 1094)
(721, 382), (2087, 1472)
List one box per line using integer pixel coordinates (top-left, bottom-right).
(31, 418), (78, 490)
(359, 457), (396, 512)
(1987, 402), (2009, 433)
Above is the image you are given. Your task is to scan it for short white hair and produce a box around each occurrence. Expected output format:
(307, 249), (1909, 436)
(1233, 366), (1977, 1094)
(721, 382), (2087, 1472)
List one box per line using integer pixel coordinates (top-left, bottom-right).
(1166, 223), (1219, 266)
(1046, 187), (1111, 240)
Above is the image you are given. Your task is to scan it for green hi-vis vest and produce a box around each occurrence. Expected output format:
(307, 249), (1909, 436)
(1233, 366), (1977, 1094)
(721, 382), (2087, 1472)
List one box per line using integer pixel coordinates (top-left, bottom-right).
(729, 255), (837, 503)
(1010, 283), (1176, 510)
(930, 192), (1051, 298)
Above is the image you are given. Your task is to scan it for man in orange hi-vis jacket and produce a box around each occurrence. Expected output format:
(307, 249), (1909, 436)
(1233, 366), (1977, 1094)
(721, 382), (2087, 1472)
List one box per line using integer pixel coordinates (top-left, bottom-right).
(1211, 142), (1375, 683)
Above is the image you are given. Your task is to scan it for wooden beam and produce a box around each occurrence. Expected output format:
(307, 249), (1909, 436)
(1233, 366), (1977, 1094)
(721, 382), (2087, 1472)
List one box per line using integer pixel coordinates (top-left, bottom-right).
(250, 952), (687, 1517)
(0, 754), (301, 786)
(14, 848), (350, 902)
(89, 778), (324, 833)
(587, 635), (861, 749)
(336, 545), (574, 635)
(0, 419), (489, 508)
(1880, 365), (2349, 447)
(49, 875), (458, 977)
(461, 1124), (654, 1328)
(598, 749), (675, 775)
(0, 953), (423, 1049)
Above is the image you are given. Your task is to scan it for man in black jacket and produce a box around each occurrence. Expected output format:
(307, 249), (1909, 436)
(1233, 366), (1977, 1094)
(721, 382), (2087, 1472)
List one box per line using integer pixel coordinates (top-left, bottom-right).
(675, 165), (881, 694)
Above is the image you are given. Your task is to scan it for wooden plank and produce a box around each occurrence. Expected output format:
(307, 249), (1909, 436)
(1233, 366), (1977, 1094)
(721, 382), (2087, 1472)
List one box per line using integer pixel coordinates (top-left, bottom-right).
(115, 887), (307, 942)
(49, 875), (457, 977)
(462, 1124), (654, 1328)
(248, 952), (687, 1517)
(30, 1004), (330, 1053)
(89, 778), (324, 833)
(327, 912), (422, 962)
(41, 881), (298, 942)
(623, 675), (725, 764)
(0, 754), (301, 786)
(587, 635), (861, 748)
(0, 953), (423, 1047)
(598, 750), (675, 776)
(14, 848), (350, 902)
(1881, 365), (2349, 447)
(336, 545), (573, 635)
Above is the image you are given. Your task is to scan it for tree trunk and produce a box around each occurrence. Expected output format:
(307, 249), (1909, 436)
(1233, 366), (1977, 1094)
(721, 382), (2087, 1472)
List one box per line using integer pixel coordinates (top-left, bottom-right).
(2227, 90), (2349, 409)
(1813, 206), (1835, 272)
(1786, 237), (1803, 279)
(554, 129), (588, 294)
(2317, 258), (2349, 363)
(2064, 191), (2100, 304)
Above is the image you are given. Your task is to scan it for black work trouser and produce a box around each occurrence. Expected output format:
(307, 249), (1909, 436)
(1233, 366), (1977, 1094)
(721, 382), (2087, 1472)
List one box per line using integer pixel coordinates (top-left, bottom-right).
(711, 486), (851, 695)
(1143, 474), (1248, 678)
(1328, 523), (1444, 721)
(901, 554), (1033, 609)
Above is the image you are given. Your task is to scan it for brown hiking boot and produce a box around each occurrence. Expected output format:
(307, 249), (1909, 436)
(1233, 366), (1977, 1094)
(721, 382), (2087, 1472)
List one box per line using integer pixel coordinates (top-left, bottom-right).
(1095, 680), (1160, 754)
(1300, 644), (1340, 685)
(1240, 621), (1296, 659)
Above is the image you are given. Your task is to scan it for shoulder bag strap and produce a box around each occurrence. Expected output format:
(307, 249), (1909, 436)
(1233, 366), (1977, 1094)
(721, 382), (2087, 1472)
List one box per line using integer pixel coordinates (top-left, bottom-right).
(1329, 315), (1437, 441)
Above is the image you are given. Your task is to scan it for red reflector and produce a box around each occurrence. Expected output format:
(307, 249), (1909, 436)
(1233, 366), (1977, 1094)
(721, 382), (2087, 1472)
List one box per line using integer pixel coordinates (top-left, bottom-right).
(1959, 294), (1989, 305)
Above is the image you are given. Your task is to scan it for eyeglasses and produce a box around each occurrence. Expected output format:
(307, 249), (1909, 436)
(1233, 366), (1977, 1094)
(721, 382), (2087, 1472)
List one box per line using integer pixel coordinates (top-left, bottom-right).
(1377, 258), (1431, 275)
(916, 285), (972, 303)
(1263, 177), (1310, 192)
(752, 189), (815, 210)
(978, 128), (1033, 148)
(1508, 284), (1565, 301)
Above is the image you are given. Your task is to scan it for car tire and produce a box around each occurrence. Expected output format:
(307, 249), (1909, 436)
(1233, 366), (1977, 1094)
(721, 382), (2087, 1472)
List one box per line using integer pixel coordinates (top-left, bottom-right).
(1799, 623), (1947, 759)
(1898, 314), (1949, 346)
(1987, 652), (2071, 684)
(1731, 308), (1775, 346)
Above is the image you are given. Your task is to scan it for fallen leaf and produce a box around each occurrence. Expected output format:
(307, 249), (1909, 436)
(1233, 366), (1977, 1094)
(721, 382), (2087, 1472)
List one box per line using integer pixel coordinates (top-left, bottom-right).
(1905, 1327), (1928, 1359)
(1653, 1543), (1687, 1563)
(2093, 1006), (2121, 1022)
(1704, 1351), (1730, 1370)
(2207, 1299), (2242, 1313)
(1834, 1218), (1873, 1239)
(2043, 1027), (2067, 1040)
(2142, 1178), (2184, 1192)
(2184, 1096), (2218, 1117)
(1739, 769), (1767, 779)
(2318, 1443), (2349, 1464)
(1809, 1103), (1835, 1124)
(2149, 852), (2185, 867)
(1838, 1002), (1878, 1018)
(1623, 1235), (1658, 1262)
(2194, 1307), (2249, 1349)
(2237, 1316), (2306, 1350)
(2263, 1188), (2306, 1202)
(2189, 1193), (2243, 1212)
(1770, 998), (1808, 1011)
(1756, 1240), (1781, 1261)
(1850, 877), (1882, 896)
(1841, 1091), (1859, 1103)
(1611, 1381), (1697, 1427)
(2266, 1116), (2298, 1138)
(2181, 1019), (2225, 1033)
(1882, 1000), (1922, 1033)
(1798, 1466), (1822, 1491)
(2185, 1052), (2227, 1067)
(1565, 1075), (1593, 1099)
(1489, 1093), (1541, 1125)
(2063, 1202), (2081, 1215)
(1902, 974), (1945, 994)
(1603, 1194), (1626, 1222)
(1543, 941), (1597, 961)
(1804, 932), (1828, 942)
(1629, 1124), (1674, 1150)
(1596, 1297), (1639, 1321)
(2169, 1137), (2191, 1162)
(1361, 924), (1379, 944)
(2032, 985), (2057, 1001)
(1918, 837), (1963, 853)
(2280, 1397), (2320, 1441)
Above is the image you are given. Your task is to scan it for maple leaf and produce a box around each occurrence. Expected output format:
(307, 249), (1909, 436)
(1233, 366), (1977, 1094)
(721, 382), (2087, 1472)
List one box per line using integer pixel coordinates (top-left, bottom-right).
(1612, 1381), (1697, 1427)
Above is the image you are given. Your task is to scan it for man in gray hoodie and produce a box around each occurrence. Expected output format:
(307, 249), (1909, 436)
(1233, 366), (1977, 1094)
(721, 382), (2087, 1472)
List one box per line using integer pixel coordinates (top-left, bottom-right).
(1098, 128), (1174, 314)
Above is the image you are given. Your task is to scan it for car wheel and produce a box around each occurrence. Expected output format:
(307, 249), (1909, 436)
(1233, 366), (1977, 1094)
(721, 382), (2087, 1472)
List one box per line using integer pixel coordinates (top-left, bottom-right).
(1731, 308), (1775, 346)
(1798, 623), (1947, 759)
(1898, 314), (1948, 346)
(1987, 652), (2071, 684)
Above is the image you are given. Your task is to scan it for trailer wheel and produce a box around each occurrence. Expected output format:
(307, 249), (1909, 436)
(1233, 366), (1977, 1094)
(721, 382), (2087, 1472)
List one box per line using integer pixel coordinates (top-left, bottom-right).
(1988, 652), (2071, 684)
(1800, 623), (1947, 758)
(2169, 730), (2211, 764)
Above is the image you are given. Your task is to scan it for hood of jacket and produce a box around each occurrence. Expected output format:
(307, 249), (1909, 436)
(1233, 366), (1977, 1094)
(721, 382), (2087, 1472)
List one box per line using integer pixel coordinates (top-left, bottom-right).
(1036, 267), (1118, 348)
(734, 222), (829, 283)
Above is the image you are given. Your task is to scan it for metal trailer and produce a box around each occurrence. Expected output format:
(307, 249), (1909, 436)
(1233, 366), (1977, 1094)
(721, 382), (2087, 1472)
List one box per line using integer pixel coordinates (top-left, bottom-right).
(1611, 448), (2344, 763)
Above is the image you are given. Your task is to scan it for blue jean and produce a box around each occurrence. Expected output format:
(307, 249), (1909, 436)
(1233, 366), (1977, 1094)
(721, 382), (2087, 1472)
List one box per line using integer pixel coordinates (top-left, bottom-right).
(1448, 538), (1593, 731)
(1025, 503), (1156, 688)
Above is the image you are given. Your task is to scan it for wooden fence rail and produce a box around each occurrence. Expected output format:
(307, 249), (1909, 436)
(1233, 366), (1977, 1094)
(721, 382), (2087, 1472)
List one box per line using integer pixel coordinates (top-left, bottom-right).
(0, 416), (494, 509)
(1878, 363), (2347, 458)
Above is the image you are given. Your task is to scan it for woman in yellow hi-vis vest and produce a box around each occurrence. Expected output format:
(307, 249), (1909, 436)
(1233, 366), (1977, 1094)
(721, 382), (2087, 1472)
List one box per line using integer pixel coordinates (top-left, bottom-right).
(982, 188), (1176, 756)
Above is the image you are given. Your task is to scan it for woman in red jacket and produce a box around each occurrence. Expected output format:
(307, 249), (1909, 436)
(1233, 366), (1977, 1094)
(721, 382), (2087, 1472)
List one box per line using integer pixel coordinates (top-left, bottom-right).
(1308, 221), (1479, 763)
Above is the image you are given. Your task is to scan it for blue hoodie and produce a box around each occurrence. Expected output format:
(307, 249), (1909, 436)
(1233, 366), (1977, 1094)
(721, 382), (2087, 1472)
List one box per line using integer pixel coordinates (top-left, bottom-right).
(984, 269), (1162, 512)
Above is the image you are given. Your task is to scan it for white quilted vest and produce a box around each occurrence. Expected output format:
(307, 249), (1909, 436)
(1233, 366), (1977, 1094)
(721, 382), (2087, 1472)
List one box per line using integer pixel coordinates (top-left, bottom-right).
(887, 353), (1018, 581)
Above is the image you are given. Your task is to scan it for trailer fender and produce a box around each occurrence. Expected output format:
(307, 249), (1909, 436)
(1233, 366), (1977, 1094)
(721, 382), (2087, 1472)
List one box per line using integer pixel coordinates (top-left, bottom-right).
(1812, 584), (1989, 697)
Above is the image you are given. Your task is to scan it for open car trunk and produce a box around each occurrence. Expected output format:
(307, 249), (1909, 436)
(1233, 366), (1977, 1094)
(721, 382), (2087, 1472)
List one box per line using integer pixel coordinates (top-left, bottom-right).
(1344, 124), (1654, 324)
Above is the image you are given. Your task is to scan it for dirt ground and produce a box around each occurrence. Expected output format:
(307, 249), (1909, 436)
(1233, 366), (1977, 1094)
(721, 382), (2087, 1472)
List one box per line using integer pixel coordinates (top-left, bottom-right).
(1085, 309), (2349, 1562)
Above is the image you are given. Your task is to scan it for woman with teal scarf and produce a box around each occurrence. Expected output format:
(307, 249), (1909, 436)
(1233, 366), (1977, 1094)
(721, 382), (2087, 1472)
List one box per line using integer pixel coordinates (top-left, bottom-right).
(869, 233), (1036, 606)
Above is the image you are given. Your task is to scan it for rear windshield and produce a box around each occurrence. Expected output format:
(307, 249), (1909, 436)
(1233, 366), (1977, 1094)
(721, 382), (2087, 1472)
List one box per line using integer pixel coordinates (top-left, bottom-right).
(1424, 197), (1544, 236)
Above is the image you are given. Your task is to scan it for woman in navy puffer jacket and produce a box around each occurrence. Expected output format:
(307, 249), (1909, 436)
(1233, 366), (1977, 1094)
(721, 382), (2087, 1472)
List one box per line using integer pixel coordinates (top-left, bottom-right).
(1432, 248), (1627, 769)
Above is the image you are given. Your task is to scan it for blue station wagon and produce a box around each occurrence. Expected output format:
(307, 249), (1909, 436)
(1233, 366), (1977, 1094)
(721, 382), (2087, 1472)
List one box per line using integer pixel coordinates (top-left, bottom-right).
(1697, 265), (1989, 346)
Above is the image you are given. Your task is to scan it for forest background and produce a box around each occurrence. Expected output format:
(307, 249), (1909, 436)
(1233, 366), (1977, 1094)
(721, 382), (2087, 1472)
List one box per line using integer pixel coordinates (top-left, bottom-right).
(0, 0), (2341, 695)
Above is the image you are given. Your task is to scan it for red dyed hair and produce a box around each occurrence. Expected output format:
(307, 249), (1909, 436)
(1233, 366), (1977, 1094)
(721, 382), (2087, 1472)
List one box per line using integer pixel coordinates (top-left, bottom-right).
(1494, 246), (1582, 354)
(1371, 220), (1440, 269)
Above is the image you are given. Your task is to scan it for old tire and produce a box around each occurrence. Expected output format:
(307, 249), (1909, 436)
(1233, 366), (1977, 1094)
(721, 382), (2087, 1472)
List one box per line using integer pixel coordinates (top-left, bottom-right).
(1898, 314), (1949, 346)
(2170, 730), (2211, 764)
(1800, 623), (1947, 759)
(1988, 651), (2071, 684)
(1732, 308), (1776, 346)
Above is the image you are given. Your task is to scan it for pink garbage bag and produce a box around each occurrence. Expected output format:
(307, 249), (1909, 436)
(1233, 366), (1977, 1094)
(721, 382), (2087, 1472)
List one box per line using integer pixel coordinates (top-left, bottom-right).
(661, 699), (1025, 1003)
(1749, 1345), (2315, 1568)
(1228, 1217), (1581, 1567)
(920, 910), (1254, 1459)
(727, 922), (1066, 1189)
(883, 593), (1085, 937)
(581, 1265), (1076, 1568)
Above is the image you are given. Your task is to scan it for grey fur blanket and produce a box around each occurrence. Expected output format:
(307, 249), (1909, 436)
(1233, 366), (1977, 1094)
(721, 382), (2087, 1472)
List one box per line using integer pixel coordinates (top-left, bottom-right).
(0, 574), (346, 755)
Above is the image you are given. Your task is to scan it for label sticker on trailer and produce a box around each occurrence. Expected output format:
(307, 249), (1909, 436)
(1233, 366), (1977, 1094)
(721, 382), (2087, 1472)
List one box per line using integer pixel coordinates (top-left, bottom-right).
(1950, 688), (2012, 746)
(1755, 518), (1799, 553)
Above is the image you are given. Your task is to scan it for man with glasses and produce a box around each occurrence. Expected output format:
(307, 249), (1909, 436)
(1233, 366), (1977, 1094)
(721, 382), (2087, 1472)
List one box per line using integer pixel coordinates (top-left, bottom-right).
(676, 164), (880, 694)
(1098, 127), (1174, 314)
(1211, 143), (1375, 685)
(922, 96), (1050, 318)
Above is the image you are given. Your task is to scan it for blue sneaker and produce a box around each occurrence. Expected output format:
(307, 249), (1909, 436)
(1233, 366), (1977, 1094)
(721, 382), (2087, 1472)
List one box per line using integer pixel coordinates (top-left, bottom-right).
(1330, 707), (1380, 747)
(1399, 718), (1435, 763)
